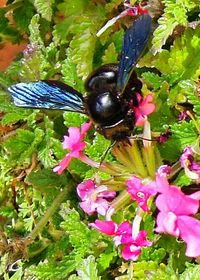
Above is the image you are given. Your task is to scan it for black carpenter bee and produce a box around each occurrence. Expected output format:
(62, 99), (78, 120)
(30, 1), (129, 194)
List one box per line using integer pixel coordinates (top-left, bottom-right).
(8, 14), (152, 141)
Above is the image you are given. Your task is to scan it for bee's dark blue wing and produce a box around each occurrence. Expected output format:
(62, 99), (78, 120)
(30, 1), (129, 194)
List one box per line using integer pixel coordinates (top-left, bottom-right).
(8, 80), (86, 113)
(117, 14), (152, 92)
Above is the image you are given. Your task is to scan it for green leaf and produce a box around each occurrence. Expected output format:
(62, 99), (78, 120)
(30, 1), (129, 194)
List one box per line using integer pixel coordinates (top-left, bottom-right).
(4, 128), (44, 165)
(77, 256), (100, 280)
(159, 121), (197, 161)
(97, 244), (117, 272)
(180, 264), (200, 280)
(153, 27), (200, 84)
(130, 261), (176, 280)
(151, 0), (197, 54)
(152, 16), (178, 55)
(37, 117), (62, 168)
(60, 203), (101, 256)
(28, 14), (44, 47)
(185, 80), (200, 118)
(19, 14), (52, 81)
(26, 169), (68, 193)
(142, 72), (166, 91)
(57, 0), (89, 17)
(61, 48), (85, 92)
(33, 0), (54, 21)
(0, 9), (21, 43)
(63, 112), (87, 127)
(85, 134), (110, 162)
(1, 110), (32, 125)
(29, 253), (79, 280)
(0, 206), (16, 218)
(69, 23), (97, 79)
(102, 42), (118, 64)
(173, 170), (192, 187)
(53, 17), (71, 45)
(13, 2), (35, 32)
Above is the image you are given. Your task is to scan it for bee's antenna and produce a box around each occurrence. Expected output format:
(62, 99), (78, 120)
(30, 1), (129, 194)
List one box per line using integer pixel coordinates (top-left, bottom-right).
(129, 135), (157, 142)
(100, 140), (117, 165)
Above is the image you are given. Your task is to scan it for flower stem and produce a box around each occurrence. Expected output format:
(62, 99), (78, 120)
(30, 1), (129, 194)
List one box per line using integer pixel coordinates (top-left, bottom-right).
(2, 1), (22, 12)
(169, 161), (182, 178)
(109, 190), (132, 212)
(187, 111), (200, 134)
(27, 186), (70, 240)
(142, 145), (156, 179)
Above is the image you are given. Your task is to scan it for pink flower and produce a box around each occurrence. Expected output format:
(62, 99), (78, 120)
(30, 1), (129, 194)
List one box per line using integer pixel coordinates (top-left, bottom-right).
(114, 222), (152, 261)
(155, 173), (200, 258)
(77, 180), (116, 216)
(114, 221), (132, 246)
(134, 94), (156, 126)
(180, 146), (200, 182)
(90, 220), (152, 261)
(126, 176), (157, 211)
(121, 230), (152, 261)
(53, 122), (92, 174)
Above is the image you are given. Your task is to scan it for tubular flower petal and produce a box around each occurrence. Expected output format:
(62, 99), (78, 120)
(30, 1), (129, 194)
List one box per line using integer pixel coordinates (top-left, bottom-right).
(89, 220), (118, 235)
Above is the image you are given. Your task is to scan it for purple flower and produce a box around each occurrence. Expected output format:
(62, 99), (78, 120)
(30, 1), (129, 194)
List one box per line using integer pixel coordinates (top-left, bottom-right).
(180, 146), (200, 182)
(179, 111), (188, 122)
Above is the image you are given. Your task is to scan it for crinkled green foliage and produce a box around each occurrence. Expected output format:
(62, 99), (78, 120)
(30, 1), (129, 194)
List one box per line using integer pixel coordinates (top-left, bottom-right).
(85, 134), (111, 161)
(1, 0), (200, 279)
(159, 121), (197, 161)
(180, 264), (200, 280)
(76, 255), (100, 280)
(60, 203), (101, 256)
(118, 261), (177, 280)
(4, 128), (44, 166)
(97, 243), (117, 272)
(151, 0), (198, 54)
(33, 0), (55, 21)
(102, 42), (118, 64)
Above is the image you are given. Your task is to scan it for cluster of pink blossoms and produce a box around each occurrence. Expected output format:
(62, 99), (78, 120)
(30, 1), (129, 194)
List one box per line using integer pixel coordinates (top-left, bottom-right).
(53, 92), (200, 261)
